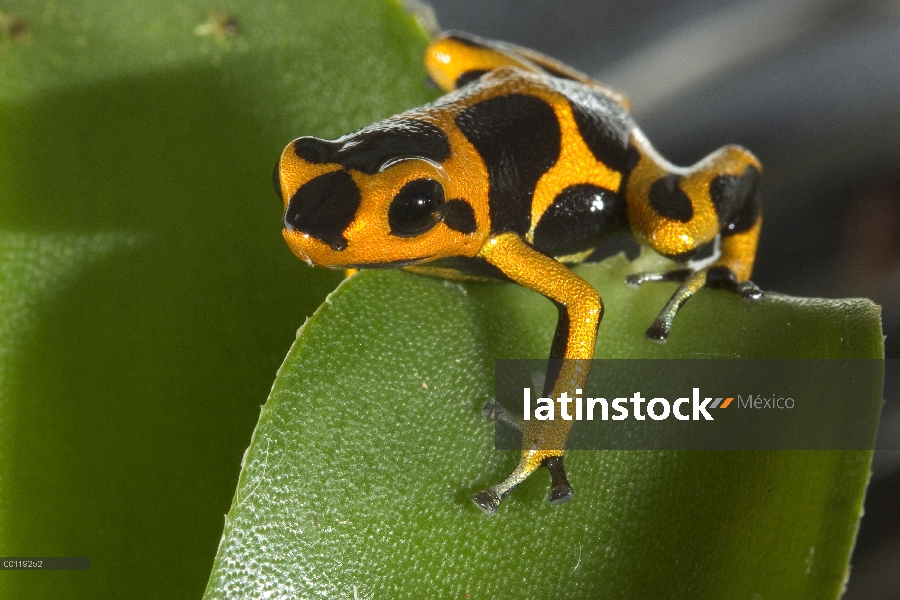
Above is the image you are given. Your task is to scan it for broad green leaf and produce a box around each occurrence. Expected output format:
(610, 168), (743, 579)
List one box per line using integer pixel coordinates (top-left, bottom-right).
(0, 0), (432, 597)
(206, 254), (883, 599)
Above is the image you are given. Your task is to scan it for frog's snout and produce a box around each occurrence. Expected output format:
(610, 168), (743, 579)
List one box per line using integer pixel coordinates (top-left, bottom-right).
(283, 169), (360, 252)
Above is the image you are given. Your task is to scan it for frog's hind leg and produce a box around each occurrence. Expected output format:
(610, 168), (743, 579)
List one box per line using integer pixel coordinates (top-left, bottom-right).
(626, 144), (764, 342)
(474, 233), (600, 514)
(473, 452), (573, 515)
(474, 401), (574, 515)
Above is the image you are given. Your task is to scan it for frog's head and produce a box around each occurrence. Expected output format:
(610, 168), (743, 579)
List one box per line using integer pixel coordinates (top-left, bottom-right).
(274, 117), (486, 268)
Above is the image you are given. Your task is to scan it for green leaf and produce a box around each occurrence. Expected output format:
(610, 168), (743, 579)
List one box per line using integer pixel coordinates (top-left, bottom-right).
(0, 0), (432, 597)
(206, 254), (883, 599)
(1, 0), (884, 597)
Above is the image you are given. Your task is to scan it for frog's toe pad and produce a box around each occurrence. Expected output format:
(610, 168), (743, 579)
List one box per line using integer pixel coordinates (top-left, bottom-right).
(625, 268), (692, 287)
(624, 273), (643, 287)
(542, 455), (574, 505)
(739, 280), (764, 302)
(481, 399), (500, 420)
(548, 482), (574, 505)
(481, 399), (523, 428)
(706, 267), (764, 302)
(472, 489), (502, 515)
(644, 321), (670, 343)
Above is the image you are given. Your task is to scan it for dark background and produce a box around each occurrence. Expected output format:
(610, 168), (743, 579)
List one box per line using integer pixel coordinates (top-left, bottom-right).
(420, 0), (900, 596)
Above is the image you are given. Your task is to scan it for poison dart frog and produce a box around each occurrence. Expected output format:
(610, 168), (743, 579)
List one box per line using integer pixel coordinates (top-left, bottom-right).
(273, 31), (763, 515)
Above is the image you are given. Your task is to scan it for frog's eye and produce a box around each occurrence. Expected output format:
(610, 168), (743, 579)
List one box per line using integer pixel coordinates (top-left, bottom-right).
(388, 178), (446, 237)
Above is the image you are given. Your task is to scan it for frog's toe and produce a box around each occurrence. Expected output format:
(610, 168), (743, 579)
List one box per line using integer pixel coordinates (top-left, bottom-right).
(472, 489), (503, 515)
(625, 268), (691, 287)
(543, 456), (574, 505)
(549, 483), (574, 505)
(644, 320), (670, 343)
(738, 280), (763, 301)
(705, 266), (764, 301)
(481, 399), (500, 420)
(481, 399), (522, 428)
(637, 269), (709, 343)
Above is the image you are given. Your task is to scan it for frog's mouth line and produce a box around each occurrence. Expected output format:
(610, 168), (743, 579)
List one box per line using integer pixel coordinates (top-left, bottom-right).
(340, 256), (435, 270)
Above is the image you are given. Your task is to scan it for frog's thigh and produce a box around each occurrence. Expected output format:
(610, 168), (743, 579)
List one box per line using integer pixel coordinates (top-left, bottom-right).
(478, 232), (602, 363)
(478, 233), (600, 464)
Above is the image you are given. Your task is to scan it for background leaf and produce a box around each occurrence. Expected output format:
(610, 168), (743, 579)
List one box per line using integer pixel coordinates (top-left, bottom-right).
(206, 255), (883, 599)
(0, 0), (432, 597)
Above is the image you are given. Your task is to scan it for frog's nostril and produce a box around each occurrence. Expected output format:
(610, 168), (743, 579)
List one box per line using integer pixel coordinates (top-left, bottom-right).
(284, 170), (360, 251)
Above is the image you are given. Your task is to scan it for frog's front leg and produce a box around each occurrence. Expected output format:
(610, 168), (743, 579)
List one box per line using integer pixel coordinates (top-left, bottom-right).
(473, 232), (602, 514)
(628, 222), (763, 341)
(625, 144), (764, 342)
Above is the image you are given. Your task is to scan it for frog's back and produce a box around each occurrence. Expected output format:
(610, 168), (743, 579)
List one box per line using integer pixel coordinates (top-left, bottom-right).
(524, 76), (638, 260)
(409, 67), (638, 262)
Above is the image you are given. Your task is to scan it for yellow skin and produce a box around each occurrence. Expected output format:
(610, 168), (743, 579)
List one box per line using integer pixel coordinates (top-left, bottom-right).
(275, 31), (763, 514)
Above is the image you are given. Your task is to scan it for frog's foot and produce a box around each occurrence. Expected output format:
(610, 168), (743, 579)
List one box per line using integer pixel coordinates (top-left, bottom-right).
(481, 399), (522, 428)
(472, 453), (573, 515)
(626, 265), (763, 342)
(475, 401), (573, 514)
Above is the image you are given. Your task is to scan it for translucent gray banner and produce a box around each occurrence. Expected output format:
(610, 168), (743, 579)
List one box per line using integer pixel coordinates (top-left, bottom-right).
(493, 359), (891, 450)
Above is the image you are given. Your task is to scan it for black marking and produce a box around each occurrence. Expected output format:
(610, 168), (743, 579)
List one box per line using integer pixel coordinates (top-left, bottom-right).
(388, 178), (445, 237)
(293, 137), (330, 163)
(710, 166), (762, 236)
(444, 31), (489, 49)
(690, 239), (718, 262)
(710, 166), (760, 226)
(443, 199), (477, 234)
(292, 119), (451, 175)
(583, 235), (641, 263)
(706, 266), (737, 288)
(456, 70), (488, 88)
(426, 256), (510, 281)
(649, 174), (693, 222)
(560, 82), (636, 174)
(272, 161), (282, 200)
(455, 94), (561, 235)
(723, 194), (761, 236)
(548, 301), (570, 363)
(532, 184), (627, 257)
(344, 258), (423, 269)
(284, 170), (360, 251)
(663, 248), (699, 263)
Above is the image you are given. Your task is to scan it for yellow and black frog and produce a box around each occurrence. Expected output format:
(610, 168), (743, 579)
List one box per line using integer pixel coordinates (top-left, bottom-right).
(272, 31), (763, 514)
